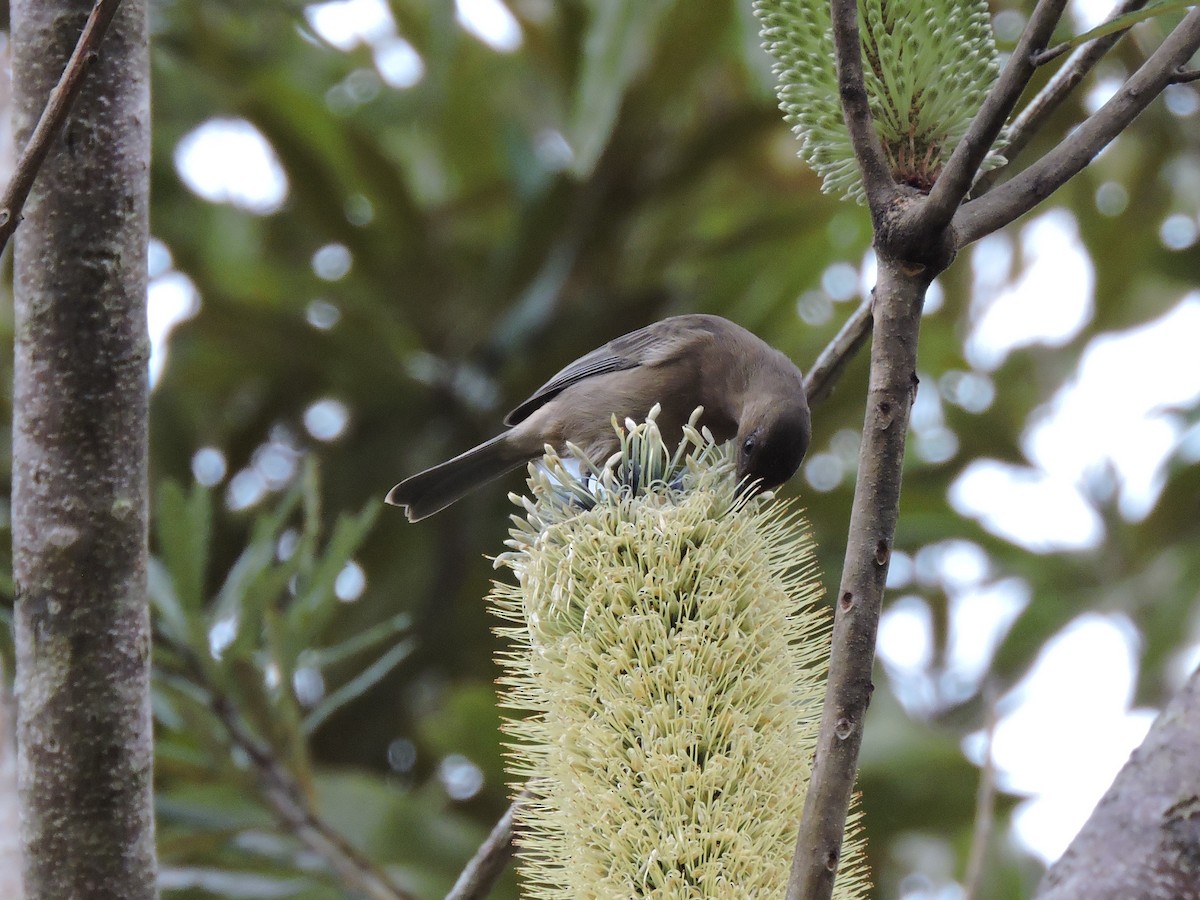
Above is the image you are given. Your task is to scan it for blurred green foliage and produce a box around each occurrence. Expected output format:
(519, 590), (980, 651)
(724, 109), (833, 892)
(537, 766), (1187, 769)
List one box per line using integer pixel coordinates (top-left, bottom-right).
(1, 0), (1198, 897)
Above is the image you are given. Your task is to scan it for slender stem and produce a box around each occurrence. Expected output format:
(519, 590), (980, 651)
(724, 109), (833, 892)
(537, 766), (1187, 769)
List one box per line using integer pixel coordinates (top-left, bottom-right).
(918, 0), (1070, 232)
(0, 0), (124, 256)
(446, 790), (529, 900)
(977, 0), (1151, 194)
(955, 8), (1200, 246)
(828, 0), (897, 210)
(963, 683), (999, 900)
(787, 255), (928, 900)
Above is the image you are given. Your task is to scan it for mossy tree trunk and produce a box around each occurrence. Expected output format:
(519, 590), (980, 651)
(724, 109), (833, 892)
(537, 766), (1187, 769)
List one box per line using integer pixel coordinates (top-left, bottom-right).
(10, 0), (156, 896)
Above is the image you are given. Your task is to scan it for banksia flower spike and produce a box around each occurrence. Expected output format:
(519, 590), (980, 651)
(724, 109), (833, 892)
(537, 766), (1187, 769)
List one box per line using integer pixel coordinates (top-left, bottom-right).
(491, 407), (868, 898)
(756, 0), (1005, 201)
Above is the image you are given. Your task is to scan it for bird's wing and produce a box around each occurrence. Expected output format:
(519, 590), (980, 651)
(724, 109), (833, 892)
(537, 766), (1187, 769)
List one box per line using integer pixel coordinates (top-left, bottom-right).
(503, 319), (701, 426)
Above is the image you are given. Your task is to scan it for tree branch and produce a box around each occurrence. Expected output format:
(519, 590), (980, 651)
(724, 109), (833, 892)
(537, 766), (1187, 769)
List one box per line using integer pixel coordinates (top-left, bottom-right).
(1034, 667), (1200, 898)
(828, 0), (896, 210)
(955, 8), (1200, 246)
(918, 0), (1070, 232)
(208, 693), (414, 900)
(976, 0), (1151, 194)
(446, 790), (529, 900)
(0, 0), (123, 256)
(787, 256), (928, 900)
(804, 295), (873, 408)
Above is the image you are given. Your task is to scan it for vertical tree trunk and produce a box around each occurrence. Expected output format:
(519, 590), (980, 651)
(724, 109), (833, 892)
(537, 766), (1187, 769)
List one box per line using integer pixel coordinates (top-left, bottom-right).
(10, 0), (156, 897)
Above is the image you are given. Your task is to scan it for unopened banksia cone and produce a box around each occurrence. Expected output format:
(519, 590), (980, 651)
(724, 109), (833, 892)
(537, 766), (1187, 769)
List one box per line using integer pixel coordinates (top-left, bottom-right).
(490, 407), (869, 898)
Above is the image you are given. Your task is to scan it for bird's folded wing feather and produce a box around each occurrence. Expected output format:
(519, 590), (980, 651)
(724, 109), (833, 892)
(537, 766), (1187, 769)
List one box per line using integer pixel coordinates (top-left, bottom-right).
(503, 322), (698, 426)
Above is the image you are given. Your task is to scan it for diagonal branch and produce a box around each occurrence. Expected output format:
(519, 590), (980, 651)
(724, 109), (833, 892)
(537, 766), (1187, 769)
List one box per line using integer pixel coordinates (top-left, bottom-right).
(918, 0), (1070, 232)
(804, 295), (873, 407)
(208, 693), (414, 900)
(1034, 667), (1200, 897)
(446, 790), (529, 900)
(976, 0), (1151, 194)
(0, 0), (123, 256)
(955, 7), (1200, 246)
(829, 0), (897, 211)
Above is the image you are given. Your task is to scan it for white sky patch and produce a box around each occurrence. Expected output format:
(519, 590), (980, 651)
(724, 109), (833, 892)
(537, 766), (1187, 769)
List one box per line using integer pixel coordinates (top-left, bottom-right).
(879, 595), (934, 677)
(972, 614), (1157, 863)
(373, 36), (425, 88)
(1024, 295), (1200, 520)
(304, 0), (425, 88)
(174, 118), (288, 215)
(1071, 0), (1122, 32)
(148, 267), (200, 387)
(305, 0), (393, 49)
(950, 460), (1104, 552)
(455, 0), (523, 52)
(947, 578), (1029, 686)
(880, 570), (1028, 713)
(1085, 76), (1124, 115)
(966, 210), (1095, 371)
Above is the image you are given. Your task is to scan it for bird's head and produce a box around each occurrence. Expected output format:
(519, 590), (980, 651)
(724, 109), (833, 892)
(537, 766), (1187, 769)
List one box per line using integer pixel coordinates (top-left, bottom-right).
(735, 400), (811, 492)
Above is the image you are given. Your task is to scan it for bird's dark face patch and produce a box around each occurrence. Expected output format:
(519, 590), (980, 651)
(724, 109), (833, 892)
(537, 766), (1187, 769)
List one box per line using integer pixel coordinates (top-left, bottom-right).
(736, 409), (811, 490)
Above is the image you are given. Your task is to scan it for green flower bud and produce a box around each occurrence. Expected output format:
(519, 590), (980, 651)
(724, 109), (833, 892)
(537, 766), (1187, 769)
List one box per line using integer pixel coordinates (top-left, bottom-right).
(756, 0), (1006, 202)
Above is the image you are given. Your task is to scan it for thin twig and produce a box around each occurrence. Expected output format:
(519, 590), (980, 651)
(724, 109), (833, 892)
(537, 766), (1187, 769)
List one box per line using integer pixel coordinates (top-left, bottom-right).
(828, 0), (896, 210)
(208, 694), (414, 900)
(446, 789), (530, 900)
(804, 295), (873, 408)
(977, 0), (1151, 194)
(1172, 66), (1200, 83)
(963, 682), (999, 900)
(0, 0), (124, 256)
(919, 0), (1070, 232)
(787, 257), (929, 900)
(955, 8), (1200, 246)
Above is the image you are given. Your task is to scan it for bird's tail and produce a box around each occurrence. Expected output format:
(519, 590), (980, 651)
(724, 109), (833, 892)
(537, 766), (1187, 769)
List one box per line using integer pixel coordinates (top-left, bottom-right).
(386, 433), (533, 522)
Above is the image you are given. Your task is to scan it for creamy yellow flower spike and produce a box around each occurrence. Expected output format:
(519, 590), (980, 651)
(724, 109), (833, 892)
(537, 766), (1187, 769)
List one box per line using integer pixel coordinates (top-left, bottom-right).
(490, 408), (869, 899)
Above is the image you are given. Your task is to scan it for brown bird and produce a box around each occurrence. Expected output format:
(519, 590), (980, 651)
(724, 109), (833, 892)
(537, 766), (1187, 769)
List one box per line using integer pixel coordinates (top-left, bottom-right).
(386, 314), (811, 521)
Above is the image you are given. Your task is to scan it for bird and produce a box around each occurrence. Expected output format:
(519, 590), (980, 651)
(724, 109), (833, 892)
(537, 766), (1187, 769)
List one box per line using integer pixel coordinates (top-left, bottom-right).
(386, 314), (811, 521)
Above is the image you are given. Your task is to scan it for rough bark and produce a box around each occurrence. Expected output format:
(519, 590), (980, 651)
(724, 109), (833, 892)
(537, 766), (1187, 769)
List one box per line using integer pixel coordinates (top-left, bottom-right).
(1035, 669), (1200, 900)
(10, 0), (156, 897)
